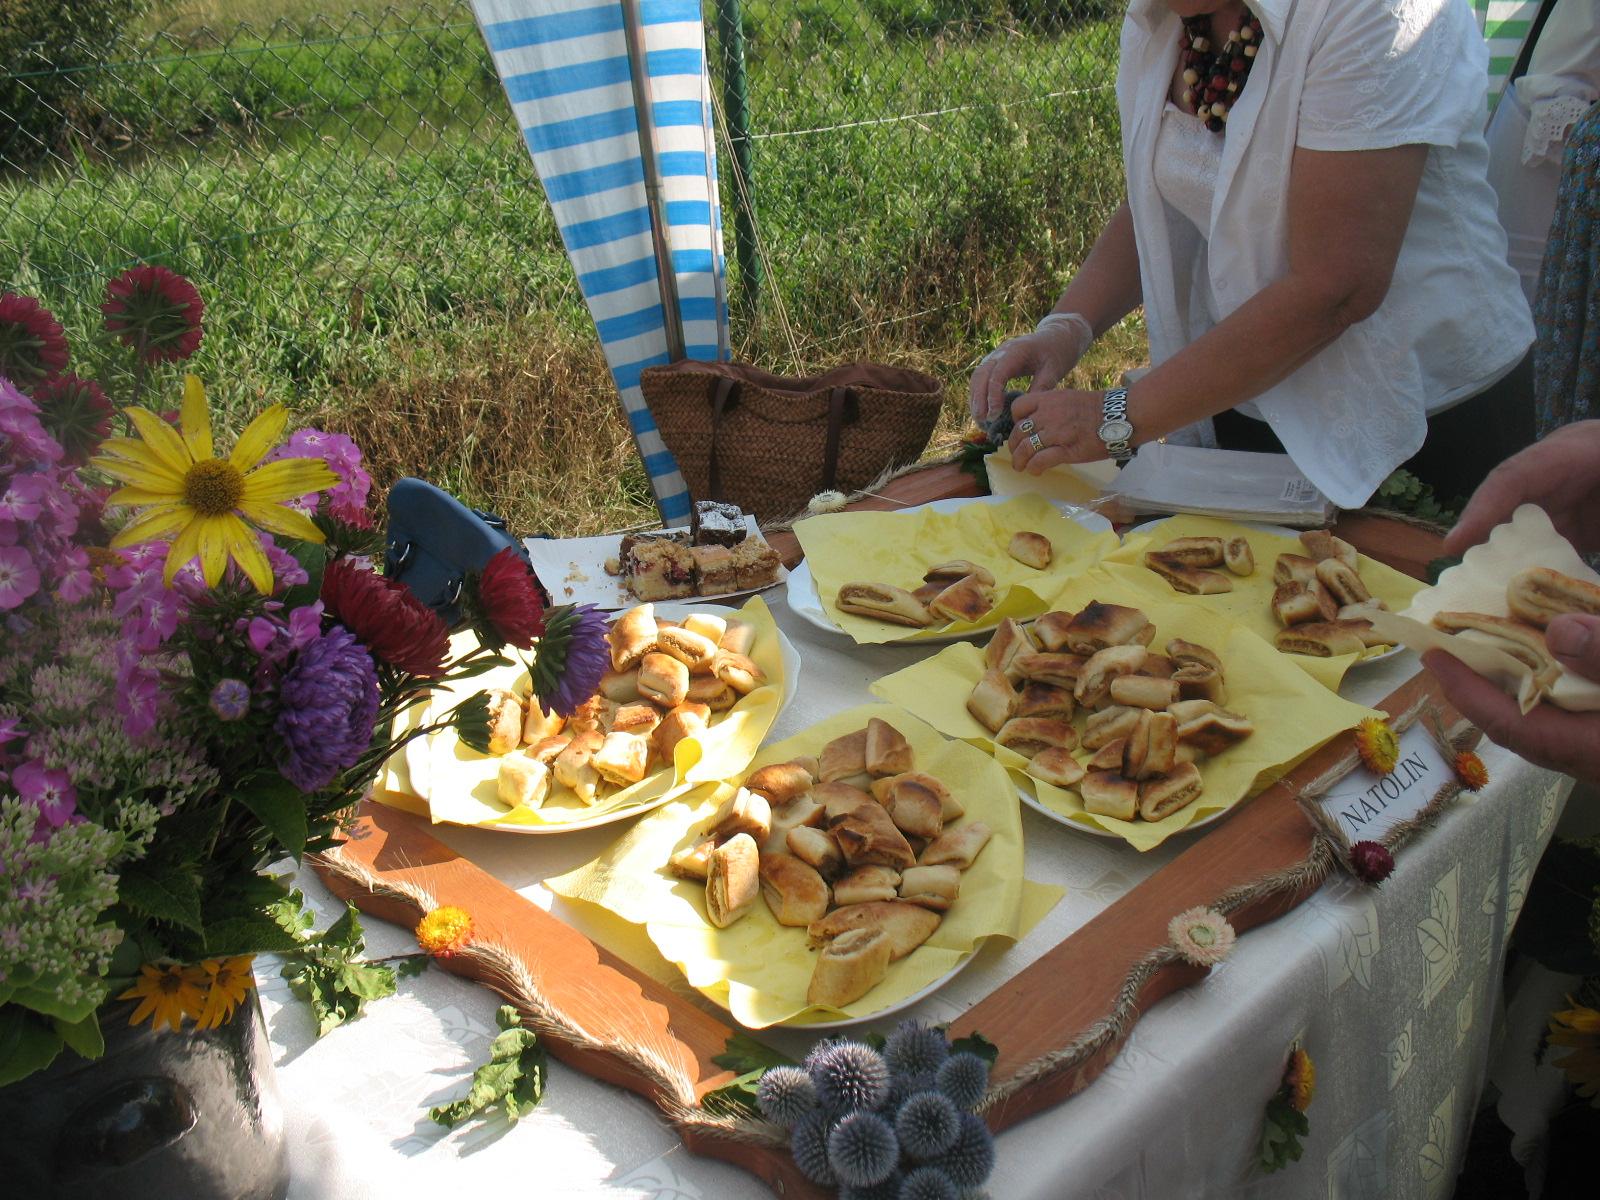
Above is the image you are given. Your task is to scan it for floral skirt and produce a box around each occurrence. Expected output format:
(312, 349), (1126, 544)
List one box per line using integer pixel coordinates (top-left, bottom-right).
(1535, 102), (1600, 437)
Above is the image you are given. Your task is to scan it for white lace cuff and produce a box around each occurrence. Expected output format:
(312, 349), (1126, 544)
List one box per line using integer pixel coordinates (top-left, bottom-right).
(1524, 94), (1597, 166)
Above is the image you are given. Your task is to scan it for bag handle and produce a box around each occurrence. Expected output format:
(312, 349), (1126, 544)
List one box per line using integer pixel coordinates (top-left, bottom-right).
(822, 386), (852, 494)
(707, 378), (854, 502)
(708, 375), (739, 501)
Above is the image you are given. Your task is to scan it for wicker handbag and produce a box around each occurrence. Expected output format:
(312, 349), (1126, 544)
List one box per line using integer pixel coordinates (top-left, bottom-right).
(640, 360), (944, 522)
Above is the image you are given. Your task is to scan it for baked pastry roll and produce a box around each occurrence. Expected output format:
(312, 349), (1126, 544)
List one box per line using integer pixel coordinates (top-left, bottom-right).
(924, 559), (995, 587)
(1172, 663), (1227, 705)
(815, 781), (876, 823)
(1299, 529), (1358, 569)
(653, 701), (711, 761)
(1310, 579), (1340, 622)
(1166, 699), (1220, 725)
(1224, 537), (1255, 577)
(719, 619), (756, 655)
(656, 626), (719, 672)
(836, 582), (934, 628)
(1138, 761), (1204, 821)
(554, 729), (605, 803)
(768, 796), (827, 852)
(611, 702), (662, 736)
(746, 761), (815, 805)
(1063, 601), (1155, 654)
(759, 852), (831, 926)
(985, 617), (1036, 679)
(1166, 639), (1223, 677)
(873, 773), (964, 821)
(1144, 552), (1234, 595)
(1315, 559), (1370, 607)
(996, 716), (1077, 758)
(1109, 675), (1179, 710)
(1012, 651), (1088, 689)
(667, 840), (713, 881)
(596, 667), (640, 704)
(1431, 611), (1560, 686)
(1082, 704), (1141, 750)
(638, 652), (690, 708)
(484, 689), (524, 755)
(899, 864), (961, 912)
(912, 582), (944, 607)
(1335, 619), (1392, 649)
(1506, 566), (1600, 628)
(787, 826), (845, 879)
(496, 751), (551, 811)
(966, 668), (1019, 733)
(1075, 644), (1149, 708)
(1008, 531), (1053, 570)
(1273, 553), (1320, 587)
(686, 675), (737, 711)
(1122, 710), (1177, 781)
(807, 901), (941, 960)
(1274, 622), (1366, 657)
(832, 865), (902, 905)
(706, 833), (759, 928)
(521, 698), (566, 745)
(528, 734), (572, 765)
(929, 575), (998, 624)
(1156, 536), (1225, 567)
(1030, 609), (1076, 653)
(1087, 738), (1127, 770)
(712, 650), (766, 694)
(708, 787), (772, 844)
(807, 927), (893, 1009)
(1174, 707), (1255, 755)
(1079, 771), (1138, 820)
(865, 717), (915, 777)
(567, 694), (616, 736)
(832, 801), (917, 869)
(919, 819), (992, 869)
(1272, 581), (1323, 628)
(1015, 682), (1075, 720)
(591, 731), (649, 787)
(611, 604), (658, 671)
(1135, 653), (1176, 679)
(1028, 746), (1085, 788)
(680, 613), (727, 645)
(882, 778), (943, 841)
(820, 728), (870, 783)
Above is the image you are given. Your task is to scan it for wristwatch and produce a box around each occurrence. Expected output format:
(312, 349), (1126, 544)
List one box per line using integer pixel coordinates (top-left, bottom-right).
(1098, 388), (1135, 464)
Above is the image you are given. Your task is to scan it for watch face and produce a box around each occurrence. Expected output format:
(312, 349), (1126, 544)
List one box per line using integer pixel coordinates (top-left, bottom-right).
(1099, 418), (1134, 443)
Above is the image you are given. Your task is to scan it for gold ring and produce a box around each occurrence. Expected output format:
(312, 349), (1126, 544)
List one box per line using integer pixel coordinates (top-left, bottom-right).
(1028, 433), (1044, 451)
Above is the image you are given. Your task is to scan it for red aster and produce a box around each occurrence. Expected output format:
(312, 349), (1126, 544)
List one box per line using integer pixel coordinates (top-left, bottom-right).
(1349, 839), (1395, 885)
(320, 557), (449, 677)
(472, 547), (545, 650)
(31, 373), (113, 465)
(102, 266), (205, 363)
(1452, 750), (1489, 792)
(0, 292), (69, 384)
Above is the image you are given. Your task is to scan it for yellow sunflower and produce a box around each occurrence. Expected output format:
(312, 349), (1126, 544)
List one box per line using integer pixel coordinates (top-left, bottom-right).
(119, 962), (209, 1032)
(195, 955), (258, 1030)
(91, 375), (336, 592)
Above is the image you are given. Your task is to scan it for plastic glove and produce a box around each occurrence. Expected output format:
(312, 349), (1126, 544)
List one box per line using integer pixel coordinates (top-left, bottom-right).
(968, 312), (1095, 424)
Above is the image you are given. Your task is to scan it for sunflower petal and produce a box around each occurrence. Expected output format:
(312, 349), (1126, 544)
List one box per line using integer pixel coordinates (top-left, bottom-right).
(107, 485), (187, 507)
(195, 515), (235, 588)
(220, 514), (274, 593)
(110, 504), (192, 548)
(240, 457), (335, 504)
(94, 437), (185, 476)
(229, 404), (289, 471)
(180, 375), (213, 462)
(164, 517), (206, 586)
(238, 499), (325, 543)
(124, 407), (196, 476)
(92, 456), (188, 494)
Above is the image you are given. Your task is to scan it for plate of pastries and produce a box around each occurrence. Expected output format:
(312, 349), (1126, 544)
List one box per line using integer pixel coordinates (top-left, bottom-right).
(387, 597), (800, 833)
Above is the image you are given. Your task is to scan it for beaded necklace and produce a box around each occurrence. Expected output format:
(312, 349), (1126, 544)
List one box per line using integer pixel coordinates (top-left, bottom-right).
(1179, 6), (1264, 133)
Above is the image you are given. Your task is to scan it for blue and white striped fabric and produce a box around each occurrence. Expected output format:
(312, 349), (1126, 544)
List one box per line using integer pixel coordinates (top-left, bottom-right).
(471, 0), (729, 525)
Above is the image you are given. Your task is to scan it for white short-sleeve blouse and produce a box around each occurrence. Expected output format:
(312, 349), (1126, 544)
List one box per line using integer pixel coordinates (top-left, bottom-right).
(1117, 0), (1535, 508)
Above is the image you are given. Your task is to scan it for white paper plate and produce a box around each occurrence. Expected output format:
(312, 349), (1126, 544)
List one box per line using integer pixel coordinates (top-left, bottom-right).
(786, 496), (1115, 643)
(1015, 779), (1234, 840)
(757, 949), (981, 1031)
(525, 517), (788, 611)
(402, 601), (803, 835)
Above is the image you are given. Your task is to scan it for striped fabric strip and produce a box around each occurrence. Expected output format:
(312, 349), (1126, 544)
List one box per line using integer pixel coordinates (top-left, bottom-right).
(472, 0), (730, 526)
(1472, 0), (1542, 113)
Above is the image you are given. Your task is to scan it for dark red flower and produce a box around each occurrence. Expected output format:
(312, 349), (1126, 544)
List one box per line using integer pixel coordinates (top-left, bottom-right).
(101, 266), (204, 363)
(474, 548), (545, 650)
(1349, 840), (1395, 885)
(31, 373), (113, 465)
(321, 557), (450, 677)
(0, 292), (69, 384)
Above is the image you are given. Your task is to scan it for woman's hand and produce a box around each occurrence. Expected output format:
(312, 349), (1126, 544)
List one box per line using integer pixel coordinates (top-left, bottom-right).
(1005, 389), (1111, 473)
(968, 313), (1094, 423)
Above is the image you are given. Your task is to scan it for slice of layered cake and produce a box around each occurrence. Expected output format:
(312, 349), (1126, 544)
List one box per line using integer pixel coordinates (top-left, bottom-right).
(690, 500), (748, 548)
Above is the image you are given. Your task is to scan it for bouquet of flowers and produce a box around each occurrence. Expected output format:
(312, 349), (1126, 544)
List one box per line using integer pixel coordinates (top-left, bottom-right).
(0, 271), (608, 1082)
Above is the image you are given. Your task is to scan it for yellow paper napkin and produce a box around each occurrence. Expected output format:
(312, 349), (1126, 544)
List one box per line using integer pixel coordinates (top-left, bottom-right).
(547, 702), (1062, 1027)
(793, 494), (1120, 645)
(983, 446), (1119, 509)
(377, 596), (787, 829)
(870, 590), (1376, 851)
(1095, 514), (1425, 691)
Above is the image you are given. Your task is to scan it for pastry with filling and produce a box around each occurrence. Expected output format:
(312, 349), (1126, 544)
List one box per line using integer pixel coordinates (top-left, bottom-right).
(720, 619), (756, 655)
(1155, 536), (1226, 567)
(881, 778), (943, 841)
(807, 927), (893, 1008)
(1273, 553), (1320, 587)
(1272, 581), (1322, 627)
(611, 604), (658, 671)
(966, 667), (1019, 733)
(996, 716), (1077, 758)
(898, 864), (961, 912)
(628, 539), (696, 601)
(596, 667), (640, 704)
(638, 652), (690, 708)
(787, 826), (845, 878)
(1431, 611), (1561, 688)
(528, 734), (572, 765)
(1028, 746), (1086, 788)
(816, 781), (876, 823)
(1063, 601), (1155, 654)
(496, 751), (551, 811)
(1087, 738), (1127, 770)
(807, 901), (941, 960)
(865, 717), (915, 777)
(521, 698), (566, 744)
(924, 560), (996, 587)
(1315, 558), (1371, 607)
(1274, 622), (1367, 657)
(919, 819), (992, 869)
(1167, 639), (1223, 676)
(929, 575), (998, 624)
(711, 650), (766, 694)
(836, 582), (934, 628)
(1082, 704), (1141, 749)
(682, 613), (727, 645)
(832, 800), (917, 869)
(1174, 706), (1255, 755)
(820, 728), (870, 783)
(1030, 609), (1076, 652)
(1135, 653), (1176, 679)
(1299, 529), (1358, 569)
(610, 702), (661, 736)
(1015, 681), (1075, 720)
(873, 773), (963, 821)
(831, 865), (902, 905)
(1506, 566), (1600, 628)
(592, 731), (650, 786)
(745, 761), (815, 805)
(686, 675), (737, 711)
(705, 833), (760, 927)
(708, 787), (772, 844)
(1079, 771), (1138, 820)
(759, 852), (830, 925)
(1224, 537), (1255, 576)
(1121, 710), (1178, 781)
(566, 694), (615, 736)
(1008, 531), (1053, 570)
(1012, 651), (1088, 689)
(656, 626), (719, 672)
(1172, 663), (1227, 705)
(1074, 644), (1149, 708)
(985, 617), (1037, 678)
(653, 701), (711, 761)
(668, 840), (713, 880)
(554, 729), (605, 803)
(1138, 761), (1204, 821)
(1144, 552), (1234, 595)
(484, 689), (524, 755)
(1109, 675), (1179, 710)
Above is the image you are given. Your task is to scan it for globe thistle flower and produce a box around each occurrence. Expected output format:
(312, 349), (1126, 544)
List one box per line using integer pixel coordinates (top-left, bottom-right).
(101, 265), (204, 363)
(1452, 750), (1488, 792)
(936, 1054), (989, 1113)
(31, 373), (112, 466)
(273, 624), (380, 792)
(885, 1020), (950, 1078)
(901, 1165), (959, 1200)
(1349, 839), (1395, 885)
(756, 1065), (817, 1128)
(938, 1113), (996, 1189)
(320, 557), (449, 677)
(896, 1090), (961, 1160)
(827, 1110), (900, 1187)
(810, 1040), (890, 1113)
(1167, 905), (1236, 968)
(530, 603), (610, 717)
(790, 1111), (837, 1187)
(0, 293), (69, 383)
(1353, 716), (1399, 775)
(208, 678), (251, 722)
(468, 547), (544, 650)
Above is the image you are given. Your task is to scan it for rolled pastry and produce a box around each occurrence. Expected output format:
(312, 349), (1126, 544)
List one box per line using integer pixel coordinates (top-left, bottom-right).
(1136, 653), (1176, 679)
(705, 833), (759, 928)
(807, 901), (940, 960)
(1087, 738), (1127, 770)
(1028, 746), (1085, 788)
(831, 864), (901, 905)
(484, 688), (524, 755)
(759, 852), (830, 926)
(924, 559), (996, 587)
(919, 820), (992, 870)
(898, 864), (961, 912)
(985, 617), (1037, 679)
(652, 701), (710, 761)
(719, 619), (756, 655)
(1108, 674), (1179, 710)
(711, 650), (766, 694)
(1138, 761), (1204, 821)
(815, 781), (876, 823)
(1008, 531), (1053, 570)
(1144, 552), (1234, 595)
(554, 729), (605, 803)
(1063, 601), (1155, 654)
(1030, 609), (1077, 653)
(1274, 622), (1366, 657)
(1166, 639), (1223, 677)
(610, 702), (662, 736)
(873, 773), (964, 821)
(882, 778), (944, 841)
(687, 675), (738, 711)
(1224, 537), (1255, 576)
(708, 787), (772, 845)
(1121, 710), (1177, 781)
(1506, 566), (1600, 628)
(496, 750), (551, 811)
(1172, 663), (1227, 705)
(912, 582), (944, 606)
(745, 761), (815, 805)
(1174, 706), (1255, 755)
(1272, 582), (1323, 628)
(682, 613), (728, 645)
(928, 575), (998, 624)
(807, 927), (893, 1008)
(1015, 682), (1075, 720)
(567, 694), (615, 735)
(820, 728), (870, 783)
(521, 698), (566, 745)
(597, 667), (640, 704)
(1155, 536), (1225, 567)
(592, 731), (650, 786)
(1315, 558), (1371, 607)
(1079, 771), (1138, 820)
(611, 604), (657, 671)
(787, 826), (845, 878)
(638, 652), (690, 708)
(996, 716), (1077, 758)
(837, 582), (934, 627)
(656, 626), (719, 672)
(1074, 644), (1148, 708)
(1432, 611), (1561, 689)
(966, 667), (1019, 732)
(528, 734), (571, 765)
(1299, 529), (1358, 569)
(1309, 579), (1340, 621)
(1012, 652), (1088, 689)
(667, 840), (713, 880)
(865, 717), (915, 777)
(1082, 704), (1141, 749)
(1273, 554), (1320, 587)
(831, 801), (917, 869)
(769, 796), (827, 851)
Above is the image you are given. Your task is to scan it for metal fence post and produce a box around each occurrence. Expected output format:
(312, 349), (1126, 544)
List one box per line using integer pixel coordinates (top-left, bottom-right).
(712, 0), (760, 309)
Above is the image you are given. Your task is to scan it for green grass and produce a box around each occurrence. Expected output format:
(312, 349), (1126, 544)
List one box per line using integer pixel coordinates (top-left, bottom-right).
(1, 0), (1132, 535)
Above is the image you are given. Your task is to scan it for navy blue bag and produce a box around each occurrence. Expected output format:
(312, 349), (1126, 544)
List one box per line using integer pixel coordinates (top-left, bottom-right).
(382, 477), (532, 621)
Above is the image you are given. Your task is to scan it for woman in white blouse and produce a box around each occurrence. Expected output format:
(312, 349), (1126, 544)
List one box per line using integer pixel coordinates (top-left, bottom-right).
(970, 0), (1535, 508)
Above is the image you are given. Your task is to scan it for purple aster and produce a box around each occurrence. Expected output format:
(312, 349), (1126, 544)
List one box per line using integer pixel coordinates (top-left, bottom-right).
(274, 624), (380, 792)
(209, 678), (252, 722)
(529, 603), (610, 717)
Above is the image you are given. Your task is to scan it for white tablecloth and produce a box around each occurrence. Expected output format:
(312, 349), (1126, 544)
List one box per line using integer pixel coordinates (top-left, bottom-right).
(266, 592), (1573, 1200)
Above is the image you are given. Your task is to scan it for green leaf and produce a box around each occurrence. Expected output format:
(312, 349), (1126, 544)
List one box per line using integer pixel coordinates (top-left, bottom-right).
(454, 692), (494, 754)
(52, 1012), (105, 1061)
(0, 1007), (63, 1086)
(267, 888), (317, 943)
(235, 775), (311, 861)
(711, 1032), (794, 1076)
(950, 1031), (999, 1067)
(279, 903), (398, 1037)
(394, 954), (431, 980)
(5, 980), (103, 1025)
(279, 539), (329, 611)
(202, 915), (306, 958)
(429, 1006), (547, 1128)
(702, 1069), (766, 1118)
(119, 863), (205, 932)
(322, 903), (366, 954)
(1257, 1094), (1311, 1173)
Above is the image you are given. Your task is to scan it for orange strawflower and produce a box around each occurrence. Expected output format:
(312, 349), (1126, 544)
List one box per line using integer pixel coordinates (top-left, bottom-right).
(415, 905), (475, 958)
(1354, 717), (1399, 775)
(1283, 1044), (1316, 1113)
(1452, 750), (1489, 792)
(119, 962), (208, 1031)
